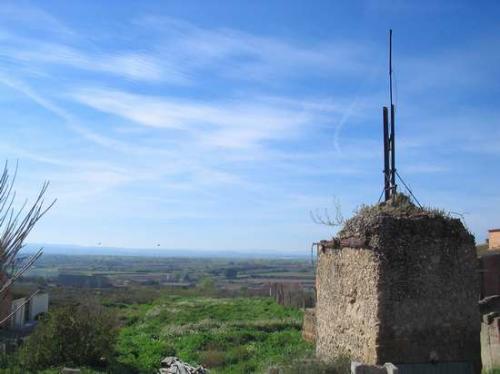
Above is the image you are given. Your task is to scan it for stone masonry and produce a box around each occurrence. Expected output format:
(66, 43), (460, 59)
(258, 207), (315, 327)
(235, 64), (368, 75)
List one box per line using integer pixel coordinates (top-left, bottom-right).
(315, 195), (481, 372)
(480, 295), (500, 371)
(302, 308), (316, 344)
(479, 252), (500, 371)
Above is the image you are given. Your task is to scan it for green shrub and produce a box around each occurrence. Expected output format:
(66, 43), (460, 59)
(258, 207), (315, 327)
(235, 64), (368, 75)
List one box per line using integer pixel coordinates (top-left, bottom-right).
(18, 300), (118, 371)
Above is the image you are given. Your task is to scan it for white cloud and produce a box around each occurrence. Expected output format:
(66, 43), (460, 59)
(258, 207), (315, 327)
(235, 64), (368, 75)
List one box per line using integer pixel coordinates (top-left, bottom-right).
(1, 39), (188, 84)
(70, 88), (327, 149)
(135, 16), (376, 81)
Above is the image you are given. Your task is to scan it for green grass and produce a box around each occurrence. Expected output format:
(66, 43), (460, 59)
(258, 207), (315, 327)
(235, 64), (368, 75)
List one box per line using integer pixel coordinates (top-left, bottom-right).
(113, 296), (313, 373)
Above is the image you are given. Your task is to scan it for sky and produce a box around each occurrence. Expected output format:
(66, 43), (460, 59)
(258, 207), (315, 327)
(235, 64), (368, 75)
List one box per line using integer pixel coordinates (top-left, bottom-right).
(0, 0), (499, 253)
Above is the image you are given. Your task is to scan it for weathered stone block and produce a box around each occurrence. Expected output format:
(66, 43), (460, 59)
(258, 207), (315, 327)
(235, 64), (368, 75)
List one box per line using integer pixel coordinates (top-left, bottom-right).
(316, 198), (481, 372)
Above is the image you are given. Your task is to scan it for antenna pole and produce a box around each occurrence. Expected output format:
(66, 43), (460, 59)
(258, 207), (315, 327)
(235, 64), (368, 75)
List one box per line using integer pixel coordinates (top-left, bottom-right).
(390, 104), (396, 194)
(383, 107), (390, 201)
(389, 29), (397, 196)
(389, 29), (393, 108)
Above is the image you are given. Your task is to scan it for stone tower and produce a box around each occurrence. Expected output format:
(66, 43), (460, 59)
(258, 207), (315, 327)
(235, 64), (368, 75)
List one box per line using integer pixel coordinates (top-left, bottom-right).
(315, 195), (481, 372)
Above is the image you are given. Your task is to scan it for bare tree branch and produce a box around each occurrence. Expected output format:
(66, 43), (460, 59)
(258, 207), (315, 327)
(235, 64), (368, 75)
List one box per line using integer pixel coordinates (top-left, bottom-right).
(310, 197), (344, 227)
(0, 161), (55, 323)
(0, 289), (40, 326)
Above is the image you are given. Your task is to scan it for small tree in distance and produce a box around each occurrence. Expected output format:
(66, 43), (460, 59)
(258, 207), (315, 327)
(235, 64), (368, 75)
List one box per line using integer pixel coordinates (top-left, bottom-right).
(0, 161), (55, 326)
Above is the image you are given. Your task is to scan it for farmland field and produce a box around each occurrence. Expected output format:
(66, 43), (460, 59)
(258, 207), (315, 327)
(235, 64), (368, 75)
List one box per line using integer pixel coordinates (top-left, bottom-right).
(2, 254), (319, 373)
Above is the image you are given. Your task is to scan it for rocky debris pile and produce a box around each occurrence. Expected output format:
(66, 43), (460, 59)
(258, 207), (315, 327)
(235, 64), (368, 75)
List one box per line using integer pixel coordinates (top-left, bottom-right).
(158, 357), (208, 374)
(351, 361), (399, 373)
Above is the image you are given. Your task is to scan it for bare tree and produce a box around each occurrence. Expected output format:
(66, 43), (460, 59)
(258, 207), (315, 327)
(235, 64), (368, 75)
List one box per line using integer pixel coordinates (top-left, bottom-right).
(310, 197), (344, 227)
(0, 162), (55, 326)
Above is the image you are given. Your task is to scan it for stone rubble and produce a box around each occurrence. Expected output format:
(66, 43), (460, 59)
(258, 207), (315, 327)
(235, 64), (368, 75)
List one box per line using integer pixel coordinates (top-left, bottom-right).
(351, 361), (399, 374)
(158, 356), (208, 374)
(479, 293), (500, 371)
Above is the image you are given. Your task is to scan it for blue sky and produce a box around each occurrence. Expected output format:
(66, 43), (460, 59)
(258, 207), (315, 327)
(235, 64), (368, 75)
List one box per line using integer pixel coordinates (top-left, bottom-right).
(0, 0), (499, 252)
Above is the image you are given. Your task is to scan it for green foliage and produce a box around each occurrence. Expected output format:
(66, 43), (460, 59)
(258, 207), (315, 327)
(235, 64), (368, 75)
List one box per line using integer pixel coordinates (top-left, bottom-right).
(196, 277), (216, 293)
(18, 300), (118, 371)
(114, 296), (313, 373)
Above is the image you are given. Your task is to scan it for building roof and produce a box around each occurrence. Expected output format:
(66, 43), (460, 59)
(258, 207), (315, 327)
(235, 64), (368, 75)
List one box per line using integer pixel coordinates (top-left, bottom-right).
(489, 228), (500, 233)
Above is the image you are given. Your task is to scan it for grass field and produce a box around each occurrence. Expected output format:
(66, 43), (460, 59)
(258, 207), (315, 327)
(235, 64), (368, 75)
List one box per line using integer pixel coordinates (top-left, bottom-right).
(112, 296), (313, 373)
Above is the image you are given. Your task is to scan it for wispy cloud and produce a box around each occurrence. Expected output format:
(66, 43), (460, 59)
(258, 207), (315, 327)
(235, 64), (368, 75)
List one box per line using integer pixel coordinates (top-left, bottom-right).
(134, 16), (376, 82)
(1, 38), (187, 83)
(70, 88), (339, 149)
(1, 10), (376, 86)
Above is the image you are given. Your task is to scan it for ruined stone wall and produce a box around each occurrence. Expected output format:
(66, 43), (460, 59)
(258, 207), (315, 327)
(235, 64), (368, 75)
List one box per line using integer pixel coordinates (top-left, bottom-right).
(302, 308), (316, 343)
(480, 252), (500, 298)
(316, 246), (380, 363)
(481, 317), (500, 371)
(315, 200), (481, 371)
(375, 215), (480, 367)
(480, 296), (500, 371)
(269, 282), (315, 308)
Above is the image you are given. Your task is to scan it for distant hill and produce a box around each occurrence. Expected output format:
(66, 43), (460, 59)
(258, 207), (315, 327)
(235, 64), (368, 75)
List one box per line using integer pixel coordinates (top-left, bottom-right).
(22, 243), (309, 259)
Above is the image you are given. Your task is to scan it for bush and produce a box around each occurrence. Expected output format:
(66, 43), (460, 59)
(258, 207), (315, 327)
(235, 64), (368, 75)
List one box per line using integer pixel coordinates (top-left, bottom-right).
(19, 299), (118, 371)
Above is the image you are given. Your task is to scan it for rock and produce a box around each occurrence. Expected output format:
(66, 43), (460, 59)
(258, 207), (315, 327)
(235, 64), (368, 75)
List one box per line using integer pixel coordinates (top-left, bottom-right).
(351, 361), (398, 374)
(158, 356), (208, 374)
(479, 295), (500, 314)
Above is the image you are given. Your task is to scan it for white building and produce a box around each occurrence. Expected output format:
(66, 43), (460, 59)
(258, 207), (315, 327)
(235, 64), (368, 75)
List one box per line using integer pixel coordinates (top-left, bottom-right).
(9, 297), (26, 329)
(27, 293), (49, 321)
(10, 293), (49, 329)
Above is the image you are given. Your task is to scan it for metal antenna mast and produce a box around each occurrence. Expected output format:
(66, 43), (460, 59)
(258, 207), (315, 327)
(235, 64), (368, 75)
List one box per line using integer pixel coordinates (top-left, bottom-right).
(383, 29), (397, 201)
